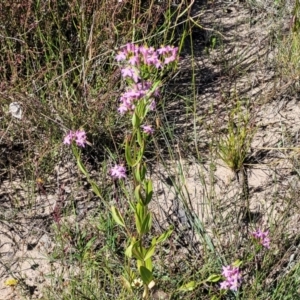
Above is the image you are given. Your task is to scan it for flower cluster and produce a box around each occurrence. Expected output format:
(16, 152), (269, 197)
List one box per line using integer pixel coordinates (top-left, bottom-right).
(116, 43), (178, 115)
(116, 43), (178, 68)
(118, 81), (160, 115)
(110, 164), (127, 179)
(141, 124), (154, 134)
(251, 229), (270, 249)
(220, 265), (242, 291)
(63, 130), (87, 147)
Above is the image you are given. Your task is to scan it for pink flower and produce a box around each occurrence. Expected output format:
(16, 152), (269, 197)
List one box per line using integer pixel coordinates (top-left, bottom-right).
(251, 229), (270, 249)
(157, 46), (168, 55)
(128, 55), (140, 66)
(122, 88), (142, 100)
(141, 124), (154, 134)
(116, 44), (178, 69)
(118, 103), (129, 114)
(157, 45), (178, 65)
(74, 130), (87, 147)
(121, 66), (140, 83)
(63, 129), (87, 147)
(164, 55), (177, 64)
(63, 131), (74, 145)
(220, 281), (230, 290)
(110, 164), (127, 179)
(116, 51), (127, 62)
(117, 82), (160, 115)
(125, 43), (138, 55)
(220, 265), (242, 291)
(118, 88), (141, 114)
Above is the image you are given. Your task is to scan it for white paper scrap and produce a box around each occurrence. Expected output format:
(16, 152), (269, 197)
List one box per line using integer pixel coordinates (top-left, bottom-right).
(9, 102), (23, 119)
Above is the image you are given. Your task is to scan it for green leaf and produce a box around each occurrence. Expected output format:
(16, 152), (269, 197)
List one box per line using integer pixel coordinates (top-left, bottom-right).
(111, 206), (125, 227)
(137, 129), (143, 147)
(232, 259), (243, 268)
(77, 158), (88, 176)
(144, 179), (153, 205)
(135, 170), (141, 183)
(133, 150), (143, 166)
(141, 212), (152, 234)
(132, 243), (145, 261)
(85, 237), (96, 250)
(135, 203), (145, 234)
(157, 225), (173, 244)
(151, 237), (157, 246)
(178, 281), (196, 291)
(134, 185), (141, 202)
(206, 274), (221, 283)
(140, 164), (146, 181)
(144, 244), (156, 261)
(135, 215), (142, 234)
(135, 163), (146, 183)
(125, 140), (133, 166)
(91, 181), (101, 198)
(136, 252), (153, 272)
(145, 257), (153, 272)
(139, 266), (153, 285)
(132, 112), (140, 128)
(137, 259), (143, 270)
(125, 243), (133, 258)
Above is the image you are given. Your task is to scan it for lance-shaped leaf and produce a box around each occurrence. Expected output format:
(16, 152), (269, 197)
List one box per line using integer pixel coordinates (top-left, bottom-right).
(141, 212), (152, 234)
(140, 163), (147, 181)
(135, 163), (146, 183)
(144, 244), (156, 261)
(134, 185), (146, 205)
(156, 225), (173, 244)
(132, 112), (140, 128)
(91, 181), (101, 198)
(125, 139), (133, 167)
(134, 185), (142, 202)
(178, 281), (196, 291)
(145, 256), (153, 272)
(111, 206), (125, 228)
(232, 259), (243, 268)
(206, 274), (221, 283)
(137, 129), (143, 147)
(125, 238), (136, 258)
(144, 179), (153, 205)
(77, 157), (88, 177)
(135, 203), (143, 234)
(139, 266), (153, 285)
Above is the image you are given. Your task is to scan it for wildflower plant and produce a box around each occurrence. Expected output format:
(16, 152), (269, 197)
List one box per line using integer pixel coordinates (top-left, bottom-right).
(220, 264), (242, 291)
(63, 129), (103, 201)
(109, 43), (178, 299)
(251, 228), (270, 249)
